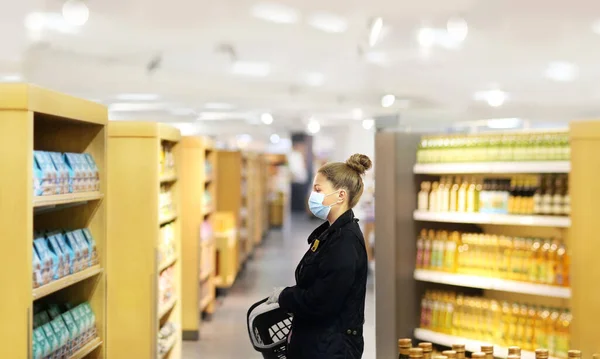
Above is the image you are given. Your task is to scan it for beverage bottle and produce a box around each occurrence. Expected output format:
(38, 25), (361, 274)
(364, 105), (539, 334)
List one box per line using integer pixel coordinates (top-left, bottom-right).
(547, 241), (558, 285)
(535, 349), (549, 359)
(442, 177), (451, 212)
(442, 350), (457, 359)
(562, 176), (570, 215)
(450, 177), (460, 212)
(525, 306), (537, 351)
(451, 344), (466, 359)
(540, 241), (551, 284)
(541, 176), (554, 215)
(472, 352), (486, 359)
(547, 309), (560, 356)
(424, 230), (434, 269)
(568, 350), (582, 359)
(555, 241), (569, 287)
(458, 177), (469, 212)
(418, 342), (433, 359)
(508, 177), (517, 214)
(530, 239), (542, 283)
(556, 312), (572, 358)
(397, 338), (411, 359)
(535, 307), (550, 350)
(416, 230), (426, 269)
(429, 182), (439, 212)
(418, 182), (431, 211)
(437, 178), (446, 212)
(533, 176), (544, 214)
(551, 176), (565, 215)
(508, 347), (522, 357)
(410, 348), (424, 359)
(480, 345), (494, 359)
(444, 231), (459, 272)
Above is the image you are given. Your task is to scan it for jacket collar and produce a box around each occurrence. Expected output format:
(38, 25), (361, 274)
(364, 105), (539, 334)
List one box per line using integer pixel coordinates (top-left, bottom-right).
(307, 209), (356, 244)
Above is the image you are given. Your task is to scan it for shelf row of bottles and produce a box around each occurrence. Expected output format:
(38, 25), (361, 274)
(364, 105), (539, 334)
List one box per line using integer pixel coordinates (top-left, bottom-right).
(159, 185), (176, 219)
(418, 175), (570, 216)
(33, 228), (98, 288)
(33, 300), (98, 359)
(159, 142), (176, 177)
(34, 151), (100, 196)
(416, 132), (570, 164)
(419, 290), (571, 356)
(417, 229), (569, 287)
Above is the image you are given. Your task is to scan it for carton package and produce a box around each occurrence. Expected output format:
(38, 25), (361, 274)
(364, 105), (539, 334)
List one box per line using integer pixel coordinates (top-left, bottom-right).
(84, 153), (100, 191)
(73, 230), (90, 269)
(34, 327), (51, 358)
(33, 236), (54, 283)
(41, 322), (60, 356)
(50, 317), (69, 357)
(63, 153), (86, 193)
(64, 231), (85, 272)
(33, 151), (58, 196)
(47, 234), (68, 278)
(53, 232), (74, 275)
(33, 248), (43, 288)
(48, 152), (70, 194)
(61, 311), (79, 352)
(81, 228), (98, 266)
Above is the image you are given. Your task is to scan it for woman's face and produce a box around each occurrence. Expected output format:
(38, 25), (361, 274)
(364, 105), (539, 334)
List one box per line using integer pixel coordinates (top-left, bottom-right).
(312, 172), (344, 206)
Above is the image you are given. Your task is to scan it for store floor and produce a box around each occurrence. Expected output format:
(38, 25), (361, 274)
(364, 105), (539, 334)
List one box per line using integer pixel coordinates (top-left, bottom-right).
(182, 213), (376, 359)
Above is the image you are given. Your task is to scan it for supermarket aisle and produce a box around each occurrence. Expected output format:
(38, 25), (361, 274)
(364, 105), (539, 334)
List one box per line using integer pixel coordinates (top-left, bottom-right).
(182, 214), (376, 359)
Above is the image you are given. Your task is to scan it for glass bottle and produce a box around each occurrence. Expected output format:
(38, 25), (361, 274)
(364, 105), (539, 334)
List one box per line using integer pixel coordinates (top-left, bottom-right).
(556, 313), (573, 358)
(442, 177), (451, 212)
(418, 182), (431, 211)
(533, 176), (544, 214)
(552, 176), (565, 215)
(480, 345), (494, 359)
(547, 241), (558, 285)
(461, 177), (470, 212)
(562, 176), (570, 216)
(423, 230), (434, 269)
(444, 231), (459, 272)
(555, 241), (569, 287)
(541, 176), (554, 215)
(419, 342), (433, 359)
(451, 344), (466, 359)
(535, 348), (549, 359)
(397, 338), (411, 359)
(409, 348), (424, 359)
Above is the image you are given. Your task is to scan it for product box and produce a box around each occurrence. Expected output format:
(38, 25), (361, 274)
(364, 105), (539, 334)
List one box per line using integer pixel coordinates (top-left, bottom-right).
(63, 153), (86, 193)
(73, 230), (90, 269)
(33, 236), (55, 283)
(47, 303), (62, 320)
(48, 152), (70, 194)
(83, 153), (99, 191)
(64, 231), (84, 272)
(34, 327), (51, 358)
(53, 232), (74, 275)
(69, 307), (86, 348)
(81, 228), (98, 266)
(41, 322), (60, 357)
(61, 311), (79, 352)
(81, 302), (97, 338)
(50, 317), (69, 357)
(33, 248), (43, 288)
(33, 151), (58, 196)
(47, 234), (68, 278)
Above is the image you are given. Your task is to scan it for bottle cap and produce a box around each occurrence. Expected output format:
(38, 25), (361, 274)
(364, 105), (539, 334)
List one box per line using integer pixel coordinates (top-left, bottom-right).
(398, 339), (412, 348)
(410, 348), (424, 358)
(508, 347), (522, 356)
(480, 345), (493, 354)
(419, 343), (433, 352)
(472, 353), (486, 359)
(535, 349), (549, 359)
(568, 351), (582, 359)
(452, 344), (466, 353)
(443, 350), (457, 359)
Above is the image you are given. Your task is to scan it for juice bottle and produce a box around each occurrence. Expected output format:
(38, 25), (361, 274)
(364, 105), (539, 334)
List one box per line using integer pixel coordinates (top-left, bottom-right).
(429, 182), (439, 212)
(450, 177), (460, 212)
(517, 305), (528, 348)
(555, 241), (569, 287)
(547, 309), (560, 356)
(458, 177), (469, 212)
(555, 312), (572, 358)
(438, 177), (449, 212)
(525, 306), (537, 351)
(524, 238), (534, 281)
(540, 241), (551, 284)
(445, 294), (455, 333)
(508, 303), (520, 345)
(530, 239), (541, 283)
(416, 229), (426, 269)
(423, 230), (434, 269)
(500, 237), (513, 279)
(398, 339), (412, 359)
(418, 182), (431, 211)
(453, 295), (464, 336)
(547, 240), (558, 285)
(501, 301), (512, 346)
(490, 300), (502, 344)
(535, 308), (550, 350)
(420, 293), (429, 328)
(444, 231), (459, 272)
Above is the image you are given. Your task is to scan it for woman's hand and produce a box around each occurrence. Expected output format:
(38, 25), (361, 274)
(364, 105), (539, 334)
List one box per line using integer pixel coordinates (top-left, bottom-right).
(266, 287), (284, 305)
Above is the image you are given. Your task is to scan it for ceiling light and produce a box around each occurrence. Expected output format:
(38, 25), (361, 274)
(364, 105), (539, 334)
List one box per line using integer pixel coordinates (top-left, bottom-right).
(169, 107), (196, 116)
(116, 93), (159, 101)
(364, 51), (389, 66)
(418, 27), (435, 48)
(352, 108), (363, 120)
(62, 0), (89, 26)
(261, 112), (274, 125)
(0, 74), (22, 82)
(307, 119), (321, 134)
(251, 3), (300, 24)
(231, 61), (271, 77)
(172, 122), (201, 136)
(304, 72), (325, 87)
(270, 133), (281, 144)
(381, 94), (396, 108)
(446, 17), (468, 42)
(108, 102), (169, 112)
(204, 102), (235, 110)
(474, 89), (508, 107)
(545, 61), (578, 82)
(487, 118), (522, 129)
(24, 12), (46, 31)
(308, 13), (348, 33)
(362, 118), (375, 130)
(369, 17), (383, 47)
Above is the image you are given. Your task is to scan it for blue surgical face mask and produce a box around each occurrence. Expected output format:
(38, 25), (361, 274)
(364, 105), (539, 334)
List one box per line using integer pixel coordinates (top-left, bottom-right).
(308, 190), (341, 221)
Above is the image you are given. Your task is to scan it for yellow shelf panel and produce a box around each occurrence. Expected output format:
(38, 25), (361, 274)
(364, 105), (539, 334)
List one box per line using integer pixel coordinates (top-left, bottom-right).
(203, 206), (214, 216)
(159, 255), (177, 273)
(159, 333), (178, 359)
(205, 176), (213, 184)
(68, 338), (103, 359)
(199, 269), (213, 282)
(0, 83), (107, 125)
(159, 213), (178, 226)
(33, 265), (103, 300)
(33, 192), (104, 208)
(159, 174), (178, 184)
(159, 296), (178, 319)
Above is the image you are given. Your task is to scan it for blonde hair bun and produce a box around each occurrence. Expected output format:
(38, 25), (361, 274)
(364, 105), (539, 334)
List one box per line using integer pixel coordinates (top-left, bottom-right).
(345, 153), (372, 176)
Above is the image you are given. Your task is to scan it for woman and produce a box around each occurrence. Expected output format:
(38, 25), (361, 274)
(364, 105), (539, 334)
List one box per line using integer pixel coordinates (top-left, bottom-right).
(267, 153), (372, 359)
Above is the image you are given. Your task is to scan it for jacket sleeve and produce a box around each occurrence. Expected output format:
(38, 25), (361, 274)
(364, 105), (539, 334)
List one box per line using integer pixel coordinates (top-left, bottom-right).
(278, 239), (356, 320)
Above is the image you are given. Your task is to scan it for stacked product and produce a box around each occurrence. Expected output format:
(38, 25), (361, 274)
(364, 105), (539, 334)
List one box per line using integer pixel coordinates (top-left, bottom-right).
(416, 229), (570, 286)
(32, 301), (98, 359)
(201, 220), (213, 243)
(33, 151), (100, 196)
(159, 266), (176, 307)
(417, 175), (569, 216)
(160, 142), (176, 177)
(158, 223), (176, 265)
(416, 132), (570, 164)
(419, 290), (571, 357)
(203, 191), (213, 211)
(33, 228), (98, 288)
(159, 185), (175, 218)
(204, 162), (213, 179)
(158, 322), (177, 357)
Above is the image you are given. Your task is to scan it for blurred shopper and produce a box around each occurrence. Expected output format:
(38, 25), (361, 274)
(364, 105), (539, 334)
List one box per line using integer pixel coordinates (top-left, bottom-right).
(288, 141), (309, 212)
(267, 154), (372, 359)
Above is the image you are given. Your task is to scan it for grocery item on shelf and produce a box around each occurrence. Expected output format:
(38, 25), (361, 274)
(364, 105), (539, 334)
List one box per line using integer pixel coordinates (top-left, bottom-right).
(418, 174), (569, 216)
(34, 151), (58, 196)
(203, 191), (213, 211)
(158, 322), (177, 356)
(201, 220), (213, 242)
(32, 228), (99, 289)
(160, 142), (176, 176)
(33, 151), (100, 196)
(419, 290), (571, 356)
(159, 185), (175, 218)
(159, 223), (176, 265)
(398, 338), (411, 359)
(204, 162), (213, 179)
(416, 132), (570, 164)
(32, 301), (98, 359)
(159, 266), (176, 306)
(410, 348), (424, 359)
(416, 229), (570, 287)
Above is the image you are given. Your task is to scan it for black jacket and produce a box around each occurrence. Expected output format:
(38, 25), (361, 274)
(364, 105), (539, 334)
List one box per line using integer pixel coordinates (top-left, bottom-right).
(278, 209), (368, 359)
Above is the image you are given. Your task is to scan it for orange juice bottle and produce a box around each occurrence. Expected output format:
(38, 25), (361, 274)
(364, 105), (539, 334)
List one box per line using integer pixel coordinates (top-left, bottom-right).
(547, 309), (560, 356)
(501, 301), (512, 346)
(547, 240), (558, 285)
(524, 306), (537, 351)
(516, 304), (529, 348)
(535, 307), (550, 351)
(555, 311), (572, 358)
(444, 231), (460, 272)
(539, 241), (551, 284)
(556, 241), (570, 287)
(530, 238), (542, 283)
(524, 238), (534, 282)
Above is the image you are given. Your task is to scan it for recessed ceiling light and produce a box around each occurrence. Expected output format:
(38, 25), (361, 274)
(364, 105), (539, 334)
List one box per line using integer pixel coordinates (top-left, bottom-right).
(362, 118), (375, 130)
(364, 51), (389, 66)
(369, 17), (383, 47)
(62, 0), (89, 26)
(251, 3), (300, 24)
(308, 12), (348, 33)
(381, 94), (396, 108)
(261, 112), (274, 124)
(270, 133), (281, 144)
(304, 72), (325, 87)
(108, 102), (168, 112)
(352, 108), (363, 119)
(204, 102), (235, 110)
(474, 89), (508, 107)
(24, 12), (46, 31)
(487, 117), (522, 129)
(116, 93), (160, 101)
(545, 61), (578, 82)
(169, 107), (196, 116)
(446, 17), (468, 42)
(418, 27), (435, 48)
(231, 61), (271, 77)
(307, 119), (321, 134)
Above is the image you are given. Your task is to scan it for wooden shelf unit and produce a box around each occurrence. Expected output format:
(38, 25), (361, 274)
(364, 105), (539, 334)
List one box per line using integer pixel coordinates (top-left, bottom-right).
(374, 130), (591, 358)
(107, 122), (182, 359)
(180, 136), (216, 341)
(0, 84), (108, 359)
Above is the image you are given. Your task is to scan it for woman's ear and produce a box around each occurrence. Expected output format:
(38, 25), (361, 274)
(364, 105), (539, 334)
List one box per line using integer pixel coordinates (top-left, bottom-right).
(338, 189), (347, 203)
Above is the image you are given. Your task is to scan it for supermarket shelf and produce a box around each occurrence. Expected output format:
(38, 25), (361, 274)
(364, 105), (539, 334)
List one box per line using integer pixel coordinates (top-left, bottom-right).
(68, 337), (103, 359)
(199, 269), (213, 282)
(199, 294), (215, 311)
(413, 161), (570, 175)
(33, 266), (103, 300)
(414, 269), (571, 298)
(159, 213), (177, 226)
(33, 192), (103, 208)
(414, 328), (559, 359)
(159, 255), (177, 273)
(159, 296), (178, 319)
(203, 206), (213, 216)
(159, 173), (178, 183)
(413, 210), (571, 228)
(160, 333), (178, 359)
(205, 176), (213, 184)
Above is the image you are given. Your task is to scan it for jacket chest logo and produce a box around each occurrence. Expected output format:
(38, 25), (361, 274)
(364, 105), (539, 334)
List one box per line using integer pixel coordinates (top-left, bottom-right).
(310, 239), (320, 252)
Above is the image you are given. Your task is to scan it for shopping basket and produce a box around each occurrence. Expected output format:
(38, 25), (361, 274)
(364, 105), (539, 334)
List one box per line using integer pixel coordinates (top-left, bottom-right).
(246, 297), (293, 359)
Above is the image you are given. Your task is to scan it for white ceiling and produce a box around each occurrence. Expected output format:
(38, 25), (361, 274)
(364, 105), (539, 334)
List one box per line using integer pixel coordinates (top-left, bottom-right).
(3, 0), (600, 135)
